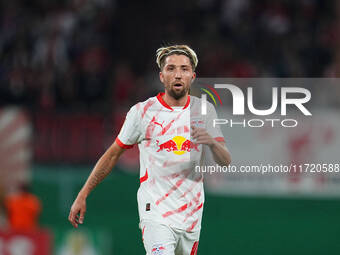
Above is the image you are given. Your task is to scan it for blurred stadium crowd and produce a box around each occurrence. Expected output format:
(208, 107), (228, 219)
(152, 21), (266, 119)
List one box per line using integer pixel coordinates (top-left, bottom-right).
(1, 2), (340, 253)
(0, 0), (339, 111)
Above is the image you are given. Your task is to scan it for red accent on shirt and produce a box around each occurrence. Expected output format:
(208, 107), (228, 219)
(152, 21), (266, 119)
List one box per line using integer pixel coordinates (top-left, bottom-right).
(186, 219), (199, 232)
(184, 202), (203, 222)
(162, 203), (189, 218)
(142, 100), (155, 119)
(156, 171), (190, 205)
(180, 176), (203, 198)
(214, 137), (225, 142)
(156, 92), (190, 111)
(115, 137), (134, 149)
(140, 169), (148, 184)
(142, 226), (145, 241)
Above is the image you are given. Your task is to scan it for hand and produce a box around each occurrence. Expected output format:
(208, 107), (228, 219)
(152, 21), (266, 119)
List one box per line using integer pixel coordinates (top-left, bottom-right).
(68, 195), (86, 228)
(191, 126), (215, 146)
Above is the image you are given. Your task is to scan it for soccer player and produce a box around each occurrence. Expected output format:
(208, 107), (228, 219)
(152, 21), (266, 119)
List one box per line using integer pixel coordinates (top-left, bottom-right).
(68, 45), (231, 255)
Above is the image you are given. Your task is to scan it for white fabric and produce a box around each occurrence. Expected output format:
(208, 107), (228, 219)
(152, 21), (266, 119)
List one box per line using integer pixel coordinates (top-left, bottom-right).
(117, 94), (224, 232)
(140, 220), (200, 255)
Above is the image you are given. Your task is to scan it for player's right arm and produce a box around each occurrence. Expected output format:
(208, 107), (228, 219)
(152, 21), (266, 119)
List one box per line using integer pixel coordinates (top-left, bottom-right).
(68, 141), (126, 228)
(69, 104), (142, 228)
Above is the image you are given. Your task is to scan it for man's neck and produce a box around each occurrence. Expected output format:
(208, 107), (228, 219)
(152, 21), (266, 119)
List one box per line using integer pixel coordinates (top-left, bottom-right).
(162, 92), (189, 107)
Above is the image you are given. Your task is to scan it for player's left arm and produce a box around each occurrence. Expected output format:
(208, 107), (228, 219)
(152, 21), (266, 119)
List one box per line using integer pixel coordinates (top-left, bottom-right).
(191, 126), (231, 166)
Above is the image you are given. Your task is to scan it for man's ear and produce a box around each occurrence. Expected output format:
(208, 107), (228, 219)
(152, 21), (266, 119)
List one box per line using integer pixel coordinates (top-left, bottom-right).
(159, 71), (164, 83)
(191, 72), (196, 83)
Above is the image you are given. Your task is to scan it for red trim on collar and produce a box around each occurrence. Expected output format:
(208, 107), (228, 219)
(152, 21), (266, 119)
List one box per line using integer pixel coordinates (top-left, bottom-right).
(156, 92), (173, 110)
(156, 92), (190, 111)
(183, 95), (190, 109)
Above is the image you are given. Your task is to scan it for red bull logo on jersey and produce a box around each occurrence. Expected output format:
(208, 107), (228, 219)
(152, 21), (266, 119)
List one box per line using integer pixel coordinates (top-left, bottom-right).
(152, 244), (165, 255)
(156, 136), (199, 155)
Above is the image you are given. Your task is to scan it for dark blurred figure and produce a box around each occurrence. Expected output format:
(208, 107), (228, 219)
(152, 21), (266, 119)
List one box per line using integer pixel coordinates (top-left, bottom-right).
(4, 183), (42, 231)
(0, 183), (6, 228)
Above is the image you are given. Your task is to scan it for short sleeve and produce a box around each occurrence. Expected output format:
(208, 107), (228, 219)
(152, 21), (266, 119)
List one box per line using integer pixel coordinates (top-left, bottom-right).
(116, 105), (142, 149)
(206, 102), (225, 143)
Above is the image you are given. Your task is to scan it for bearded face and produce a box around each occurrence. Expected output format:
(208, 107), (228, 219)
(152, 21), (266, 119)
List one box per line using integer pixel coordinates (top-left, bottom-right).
(160, 54), (195, 100)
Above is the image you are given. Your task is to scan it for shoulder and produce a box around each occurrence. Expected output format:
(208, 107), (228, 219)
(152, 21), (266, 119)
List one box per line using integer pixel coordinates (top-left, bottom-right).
(134, 96), (158, 111)
(126, 95), (158, 117)
(190, 95), (215, 109)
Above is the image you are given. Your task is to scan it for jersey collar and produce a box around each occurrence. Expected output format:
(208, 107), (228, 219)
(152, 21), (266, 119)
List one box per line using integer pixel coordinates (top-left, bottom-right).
(156, 92), (190, 111)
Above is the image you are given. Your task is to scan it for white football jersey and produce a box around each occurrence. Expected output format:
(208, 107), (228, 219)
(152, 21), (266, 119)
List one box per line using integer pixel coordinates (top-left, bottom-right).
(116, 92), (224, 232)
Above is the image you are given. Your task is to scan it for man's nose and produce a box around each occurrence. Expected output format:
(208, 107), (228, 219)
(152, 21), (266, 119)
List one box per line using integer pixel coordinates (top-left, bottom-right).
(175, 69), (182, 78)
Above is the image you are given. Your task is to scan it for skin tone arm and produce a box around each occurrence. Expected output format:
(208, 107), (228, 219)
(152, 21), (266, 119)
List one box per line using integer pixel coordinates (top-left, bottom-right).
(191, 126), (231, 166)
(68, 142), (126, 228)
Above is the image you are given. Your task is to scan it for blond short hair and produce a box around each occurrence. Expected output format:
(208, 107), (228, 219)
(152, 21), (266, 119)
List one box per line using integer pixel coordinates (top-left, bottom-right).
(156, 45), (198, 71)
